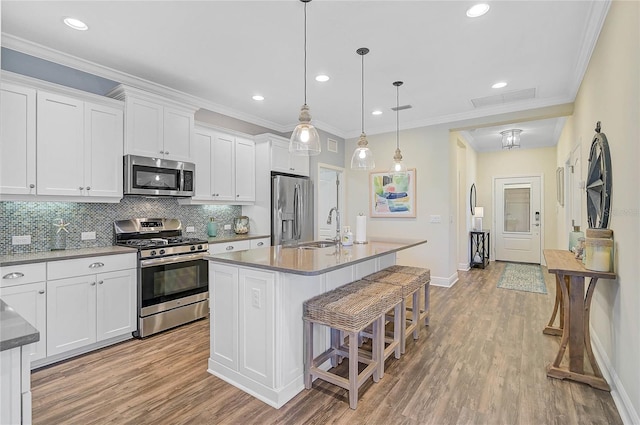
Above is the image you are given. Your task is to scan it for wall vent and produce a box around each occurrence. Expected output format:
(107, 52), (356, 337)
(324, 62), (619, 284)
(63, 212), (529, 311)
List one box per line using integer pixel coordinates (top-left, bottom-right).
(471, 88), (536, 108)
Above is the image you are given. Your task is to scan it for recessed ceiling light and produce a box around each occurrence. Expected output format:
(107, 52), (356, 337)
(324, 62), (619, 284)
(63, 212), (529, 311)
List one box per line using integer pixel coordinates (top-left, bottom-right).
(252, 95), (264, 101)
(371, 110), (382, 116)
(63, 17), (88, 31)
(466, 4), (490, 18)
(492, 81), (508, 89)
(315, 75), (330, 82)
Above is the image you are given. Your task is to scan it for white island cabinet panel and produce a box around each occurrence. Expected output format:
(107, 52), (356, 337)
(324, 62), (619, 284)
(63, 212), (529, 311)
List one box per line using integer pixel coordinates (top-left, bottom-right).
(210, 264), (239, 371)
(238, 268), (275, 387)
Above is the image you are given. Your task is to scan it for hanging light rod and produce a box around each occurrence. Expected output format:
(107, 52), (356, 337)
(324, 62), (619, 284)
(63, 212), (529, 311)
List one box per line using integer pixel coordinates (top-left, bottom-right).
(390, 81), (407, 176)
(289, 0), (321, 156)
(350, 47), (375, 171)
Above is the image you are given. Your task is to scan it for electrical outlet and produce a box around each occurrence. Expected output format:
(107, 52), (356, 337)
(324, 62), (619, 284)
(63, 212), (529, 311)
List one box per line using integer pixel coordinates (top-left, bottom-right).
(186, 226), (195, 233)
(251, 288), (261, 308)
(81, 231), (96, 241)
(430, 215), (442, 223)
(12, 235), (31, 245)
(224, 224), (231, 230)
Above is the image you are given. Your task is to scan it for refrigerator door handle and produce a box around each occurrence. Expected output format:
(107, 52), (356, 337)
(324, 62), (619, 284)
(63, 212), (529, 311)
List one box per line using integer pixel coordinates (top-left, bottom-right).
(293, 184), (301, 239)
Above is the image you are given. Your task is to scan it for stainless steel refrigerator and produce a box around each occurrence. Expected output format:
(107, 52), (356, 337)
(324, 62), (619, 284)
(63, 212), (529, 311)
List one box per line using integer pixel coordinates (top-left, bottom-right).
(271, 174), (313, 246)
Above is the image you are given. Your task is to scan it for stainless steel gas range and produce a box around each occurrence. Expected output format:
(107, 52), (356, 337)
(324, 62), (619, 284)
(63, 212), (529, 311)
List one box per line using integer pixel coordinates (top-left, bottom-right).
(114, 218), (209, 338)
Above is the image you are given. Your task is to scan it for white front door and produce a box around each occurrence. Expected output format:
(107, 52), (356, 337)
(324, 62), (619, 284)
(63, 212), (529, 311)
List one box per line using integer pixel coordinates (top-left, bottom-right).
(494, 176), (542, 264)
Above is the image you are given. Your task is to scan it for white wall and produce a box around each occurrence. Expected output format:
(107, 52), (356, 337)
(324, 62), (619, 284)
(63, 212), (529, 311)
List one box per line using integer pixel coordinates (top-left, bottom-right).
(476, 146), (558, 258)
(453, 132), (478, 269)
(344, 125), (457, 287)
(555, 1), (640, 422)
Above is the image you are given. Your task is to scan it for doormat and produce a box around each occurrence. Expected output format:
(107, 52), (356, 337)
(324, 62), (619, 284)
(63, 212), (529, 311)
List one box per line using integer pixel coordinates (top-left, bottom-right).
(497, 263), (547, 294)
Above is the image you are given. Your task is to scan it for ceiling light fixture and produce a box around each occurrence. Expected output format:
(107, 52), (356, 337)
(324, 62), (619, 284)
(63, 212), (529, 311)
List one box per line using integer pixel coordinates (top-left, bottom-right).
(350, 47), (375, 171)
(492, 81), (508, 89)
(289, 0), (321, 156)
(63, 17), (88, 31)
(315, 74), (330, 82)
(252, 95), (264, 101)
(501, 129), (522, 150)
(389, 81), (407, 176)
(466, 4), (490, 18)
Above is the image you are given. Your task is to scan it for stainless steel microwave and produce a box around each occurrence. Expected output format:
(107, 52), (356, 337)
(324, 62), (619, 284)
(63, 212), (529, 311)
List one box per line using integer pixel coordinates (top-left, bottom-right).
(124, 155), (195, 197)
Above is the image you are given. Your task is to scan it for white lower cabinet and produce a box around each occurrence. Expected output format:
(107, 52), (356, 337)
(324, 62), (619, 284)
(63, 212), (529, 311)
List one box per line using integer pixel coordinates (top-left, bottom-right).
(1, 282), (47, 362)
(0, 347), (32, 425)
(46, 254), (136, 357)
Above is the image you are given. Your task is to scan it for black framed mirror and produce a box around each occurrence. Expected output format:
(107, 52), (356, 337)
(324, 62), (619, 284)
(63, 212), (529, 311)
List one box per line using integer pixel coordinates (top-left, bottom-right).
(470, 183), (477, 215)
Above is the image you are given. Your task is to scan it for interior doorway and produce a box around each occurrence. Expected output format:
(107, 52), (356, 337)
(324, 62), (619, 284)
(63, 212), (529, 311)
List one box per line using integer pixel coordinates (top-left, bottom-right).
(494, 175), (543, 264)
(317, 163), (344, 240)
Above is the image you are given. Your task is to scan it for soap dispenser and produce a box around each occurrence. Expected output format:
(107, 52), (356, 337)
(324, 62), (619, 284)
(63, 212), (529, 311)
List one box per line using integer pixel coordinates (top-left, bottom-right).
(342, 226), (353, 246)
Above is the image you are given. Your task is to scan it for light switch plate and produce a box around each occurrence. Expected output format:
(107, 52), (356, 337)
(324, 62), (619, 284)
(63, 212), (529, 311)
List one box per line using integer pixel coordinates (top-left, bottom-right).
(186, 226), (195, 233)
(12, 235), (31, 245)
(81, 231), (96, 241)
(430, 215), (442, 223)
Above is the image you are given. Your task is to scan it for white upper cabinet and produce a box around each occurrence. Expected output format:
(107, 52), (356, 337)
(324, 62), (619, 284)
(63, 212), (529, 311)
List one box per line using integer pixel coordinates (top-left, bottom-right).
(0, 75), (124, 202)
(181, 126), (255, 205)
(0, 82), (36, 195)
(255, 134), (310, 177)
(108, 85), (196, 162)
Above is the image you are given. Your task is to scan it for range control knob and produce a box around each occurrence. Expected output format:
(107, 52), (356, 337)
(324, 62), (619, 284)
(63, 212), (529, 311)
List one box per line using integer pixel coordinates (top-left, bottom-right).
(190, 245), (196, 251)
(150, 250), (157, 257)
(197, 245), (203, 250)
(159, 249), (166, 255)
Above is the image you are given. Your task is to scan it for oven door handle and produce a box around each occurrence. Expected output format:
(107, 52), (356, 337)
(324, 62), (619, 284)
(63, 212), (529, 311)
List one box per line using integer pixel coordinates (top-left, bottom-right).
(140, 253), (207, 268)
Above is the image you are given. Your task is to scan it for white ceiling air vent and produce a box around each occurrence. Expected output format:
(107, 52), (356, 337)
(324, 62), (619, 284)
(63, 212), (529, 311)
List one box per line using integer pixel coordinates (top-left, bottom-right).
(391, 104), (412, 111)
(471, 88), (536, 108)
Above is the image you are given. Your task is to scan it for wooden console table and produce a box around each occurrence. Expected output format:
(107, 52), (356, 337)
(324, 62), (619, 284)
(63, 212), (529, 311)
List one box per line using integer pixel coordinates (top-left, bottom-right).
(543, 249), (616, 391)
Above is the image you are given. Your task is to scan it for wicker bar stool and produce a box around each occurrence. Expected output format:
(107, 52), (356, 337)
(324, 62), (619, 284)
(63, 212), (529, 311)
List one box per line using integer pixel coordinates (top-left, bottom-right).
(338, 280), (403, 377)
(303, 285), (401, 409)
(363, 266), (431, 354)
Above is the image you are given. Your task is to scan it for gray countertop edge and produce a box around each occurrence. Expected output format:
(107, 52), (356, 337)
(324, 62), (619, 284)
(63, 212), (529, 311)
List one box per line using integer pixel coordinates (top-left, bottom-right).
(0, 246), (138, 267)
(206, 239), (427, 276)
(207, 234), (270, 244)
(0, 299), (40, 352)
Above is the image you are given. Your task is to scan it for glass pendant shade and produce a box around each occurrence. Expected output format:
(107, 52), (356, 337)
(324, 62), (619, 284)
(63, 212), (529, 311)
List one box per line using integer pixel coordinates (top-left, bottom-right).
(289, 0), (321, 156)
(290, 104), (321, 155)
(501, 129), (522, 150)
(351, 132), (375, 170)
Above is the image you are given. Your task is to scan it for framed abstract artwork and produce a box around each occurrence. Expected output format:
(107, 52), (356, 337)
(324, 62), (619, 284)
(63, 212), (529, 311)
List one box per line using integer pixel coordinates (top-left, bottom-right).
(369, 169), (417, 218)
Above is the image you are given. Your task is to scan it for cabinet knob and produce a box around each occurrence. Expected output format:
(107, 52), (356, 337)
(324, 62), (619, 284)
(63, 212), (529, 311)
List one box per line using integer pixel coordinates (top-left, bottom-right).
(29, 184), (35, 189)
(226, 246), (234, 251)
(3, 272), (24, 279)
(79, 186), (84, 190)
(98, 280), (104, 285)
(236, 194), (240, 197)
(165, 151), (170, 155)
(90, 282), (96, 286)
(257, 242), (264, 246)
(89, 262), (105, 268)
(38, 290), (45, 295)
(160, 150), (165, 154)
(86, 186), (91, 191)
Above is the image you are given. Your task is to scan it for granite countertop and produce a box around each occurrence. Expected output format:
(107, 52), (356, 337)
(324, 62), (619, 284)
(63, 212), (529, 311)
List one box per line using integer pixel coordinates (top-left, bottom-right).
(0, 245), (138, 267)
(206, 238), (428, 276)
(207, 233), (270, 244)
(0, 299), (40, 351)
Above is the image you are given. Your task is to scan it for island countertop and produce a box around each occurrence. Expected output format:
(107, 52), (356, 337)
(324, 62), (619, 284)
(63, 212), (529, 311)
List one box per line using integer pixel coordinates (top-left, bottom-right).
(206, 238), (427, 276)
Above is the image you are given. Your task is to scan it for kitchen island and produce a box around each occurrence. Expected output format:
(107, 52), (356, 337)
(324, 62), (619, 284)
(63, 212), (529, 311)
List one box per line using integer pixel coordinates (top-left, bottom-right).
(206, 239), (427, 408)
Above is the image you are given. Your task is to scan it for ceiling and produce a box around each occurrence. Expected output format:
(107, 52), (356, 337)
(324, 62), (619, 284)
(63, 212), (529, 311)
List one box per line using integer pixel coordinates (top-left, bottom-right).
(1, 1), (609, 151)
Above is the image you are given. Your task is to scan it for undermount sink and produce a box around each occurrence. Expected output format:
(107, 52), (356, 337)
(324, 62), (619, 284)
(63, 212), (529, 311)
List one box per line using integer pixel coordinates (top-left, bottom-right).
(297, 240), (339, 249)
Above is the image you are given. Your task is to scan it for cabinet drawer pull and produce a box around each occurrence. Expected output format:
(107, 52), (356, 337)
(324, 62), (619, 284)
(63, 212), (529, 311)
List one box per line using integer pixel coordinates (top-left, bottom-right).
(89, 262), (105, 268)
(3, 272), (24, 279)
(226, 246), (234, 251)
(38, 290), (45, 295)
(257, 242), (264, 246)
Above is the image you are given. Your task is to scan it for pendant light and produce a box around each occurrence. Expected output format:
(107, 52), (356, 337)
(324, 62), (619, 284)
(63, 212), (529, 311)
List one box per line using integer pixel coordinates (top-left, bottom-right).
(289, 0), (321, 156)
(350, 47), (375, 170)
(389, 81), (408, 176)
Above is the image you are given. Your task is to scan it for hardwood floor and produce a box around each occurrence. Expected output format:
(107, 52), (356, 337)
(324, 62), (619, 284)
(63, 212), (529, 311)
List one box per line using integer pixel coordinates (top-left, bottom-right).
(31, 262), (623, 424)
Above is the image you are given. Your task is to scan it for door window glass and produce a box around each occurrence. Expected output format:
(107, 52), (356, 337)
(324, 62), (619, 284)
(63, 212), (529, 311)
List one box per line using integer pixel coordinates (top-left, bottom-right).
(504, 186), (530, 232)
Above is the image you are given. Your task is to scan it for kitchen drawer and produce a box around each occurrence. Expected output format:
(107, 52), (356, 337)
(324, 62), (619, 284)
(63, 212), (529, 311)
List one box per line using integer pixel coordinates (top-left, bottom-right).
(47, 253), (137, 281)
(250, 238), (270, 249)
(0, 263), (46, 288)
(209, 240), (251, 255)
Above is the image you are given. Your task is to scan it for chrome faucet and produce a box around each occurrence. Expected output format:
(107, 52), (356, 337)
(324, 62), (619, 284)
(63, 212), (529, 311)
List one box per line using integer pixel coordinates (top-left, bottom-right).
(327, 207), (340, 242)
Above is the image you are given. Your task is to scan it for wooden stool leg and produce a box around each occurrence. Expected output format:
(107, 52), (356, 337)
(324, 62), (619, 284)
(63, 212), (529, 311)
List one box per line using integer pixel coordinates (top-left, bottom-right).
(304, 320), (313, 389)
(399, 298), (407, 354)
(394, 303), (402, 359)
(330, 328), (340, 367)
(348, 330), (359, 409)
(412, 291), (420, 340)
(424, 282), (430, 326)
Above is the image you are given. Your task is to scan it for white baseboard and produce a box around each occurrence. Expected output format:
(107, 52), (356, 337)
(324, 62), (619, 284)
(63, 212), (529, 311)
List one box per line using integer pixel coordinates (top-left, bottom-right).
(431, 272), (459, 288)
(591, 329), (640, 425)
(458, 262), (470, 271)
